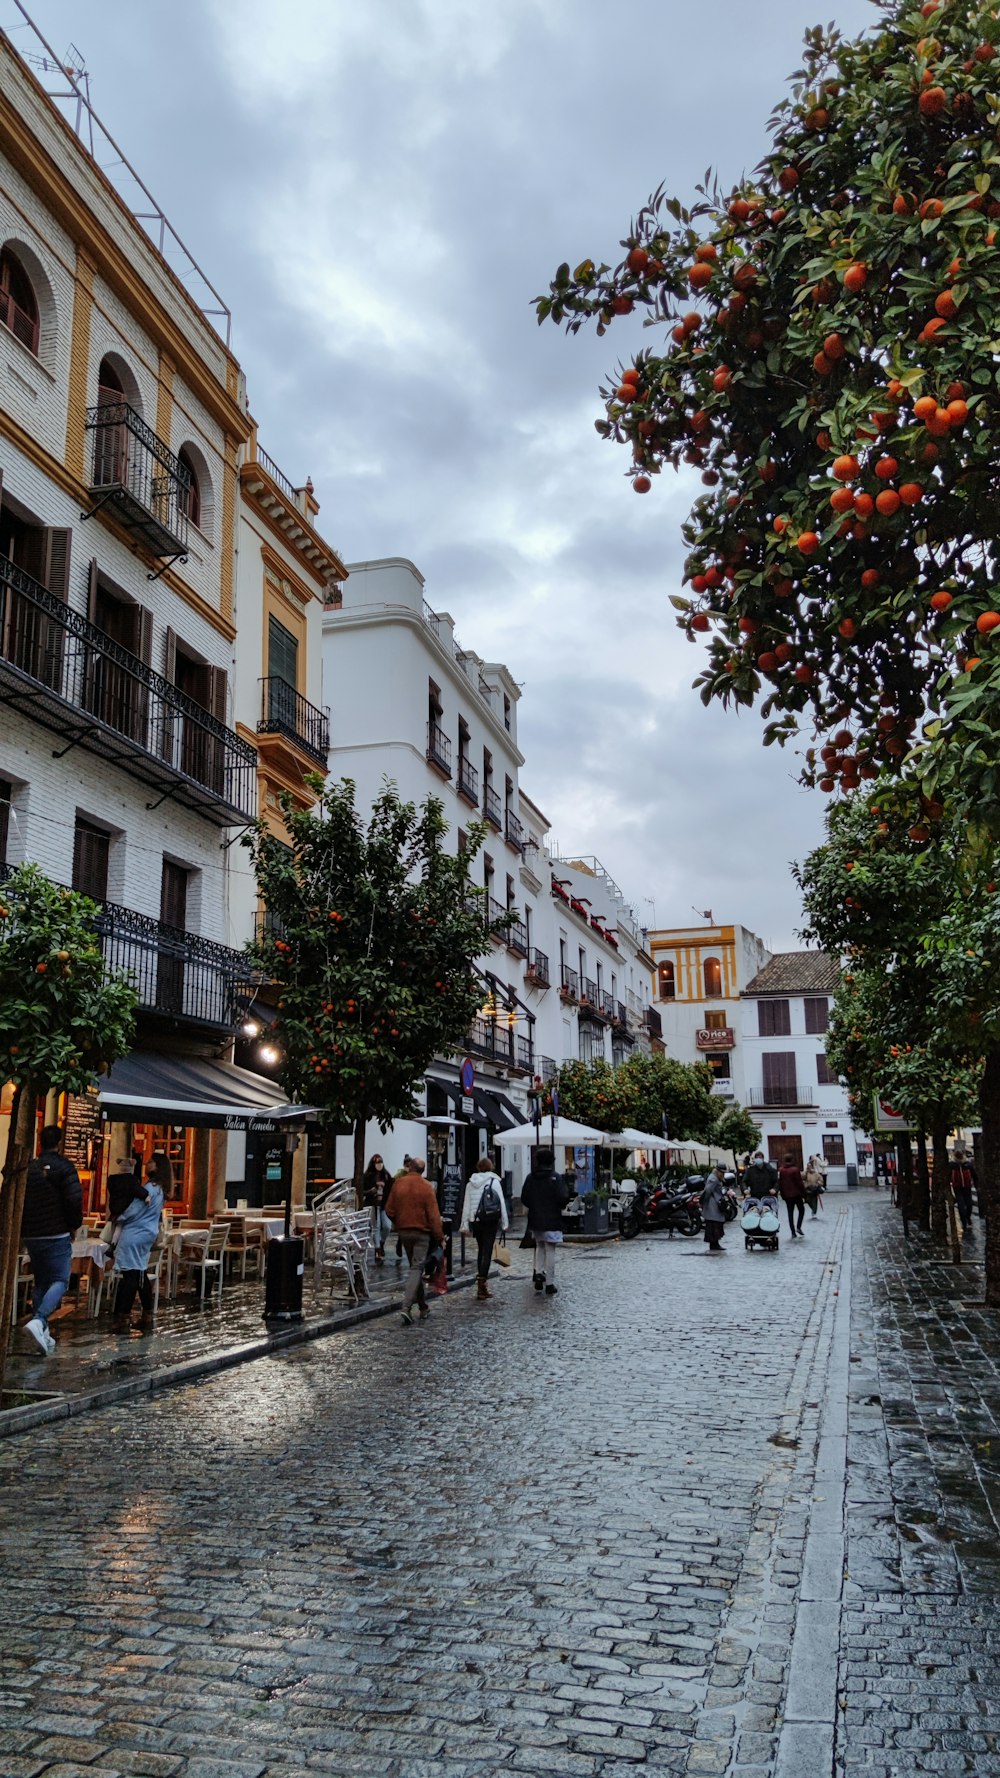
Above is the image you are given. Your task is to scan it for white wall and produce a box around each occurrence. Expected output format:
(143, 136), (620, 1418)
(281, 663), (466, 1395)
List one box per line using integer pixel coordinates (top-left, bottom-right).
(741, 994), (858, 1182)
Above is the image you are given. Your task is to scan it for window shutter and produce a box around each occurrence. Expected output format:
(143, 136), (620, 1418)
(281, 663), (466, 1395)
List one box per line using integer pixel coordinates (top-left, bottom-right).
(209, 664), (228, 727)
(86, 558), (99, 626)
(163, 626), (176, 685)
(762, 1052), (797, 1104)
(137, 605), (153, 664)
(42, 528), (71, 600)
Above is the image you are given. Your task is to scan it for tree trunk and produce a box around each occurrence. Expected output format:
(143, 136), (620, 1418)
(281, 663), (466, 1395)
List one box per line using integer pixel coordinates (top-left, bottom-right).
(979, 1048), (1000, 1308)
(930, 1118), (951, 1249)
(352, 1116), (367, 1210)
(897, 1135), (915, 1235)
(914, 1129), (931, 1231)
(0, 1085), (38, 1396)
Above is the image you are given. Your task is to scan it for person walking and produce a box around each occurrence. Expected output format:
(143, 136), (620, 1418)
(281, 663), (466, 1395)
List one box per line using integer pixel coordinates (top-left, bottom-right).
(111, 1161), (164, 1333)
(384, 1156), (444, 1325)
(362, 1153), (394, 1264)
(520, 1148), (570, 1296)
(460, 1153), (509, 1300)
(950, 1147), (978, 1234)
(804, 1153), (826, 1216)
(744, 1150), (777, 1198)
(20, 1124), (82, 1356)
(701, 1164), (728, 1252)
(778, 1155), (807, 1238)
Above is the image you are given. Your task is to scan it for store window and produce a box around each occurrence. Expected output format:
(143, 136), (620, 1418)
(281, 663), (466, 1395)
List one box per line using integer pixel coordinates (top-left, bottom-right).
(822, 1133), (846, 1166)
(705, 1052), (731, 1080)
(657, 961), (675, 999)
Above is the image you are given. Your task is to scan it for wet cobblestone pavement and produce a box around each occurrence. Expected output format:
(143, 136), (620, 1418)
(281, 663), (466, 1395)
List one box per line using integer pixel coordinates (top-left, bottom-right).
(2, 1197), (1000, 1776)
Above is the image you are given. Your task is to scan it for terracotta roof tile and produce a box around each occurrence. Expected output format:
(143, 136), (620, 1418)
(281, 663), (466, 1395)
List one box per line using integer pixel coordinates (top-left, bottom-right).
(743, 950), (841, 996)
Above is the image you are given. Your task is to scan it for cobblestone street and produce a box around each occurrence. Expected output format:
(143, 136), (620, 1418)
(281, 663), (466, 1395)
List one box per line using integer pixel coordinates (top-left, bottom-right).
(3, 1197), (1000, 1777)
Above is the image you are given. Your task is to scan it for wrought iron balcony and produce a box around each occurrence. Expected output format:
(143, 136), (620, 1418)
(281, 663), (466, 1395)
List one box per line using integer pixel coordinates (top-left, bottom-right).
(96, 900), (254, 1031)
(516, 1033), (534, 1073)
(537, 1054), (558, 1082)
(85, 401), (190, 562)
(614, 999), (629, 1027)
(747, 1085), (817, 1110)
(258, 677), (330, 765)
(0, 866), (253, 1033)
(483, 784), (502, 829)
(0, 554), (256, 825)
(458, 754), (479, 806)
(581, 977), (610, 1020)
(645, 1005), (663, 1038)
(426, 719), (452, 776)
(559, 964), (579, 1000)
(487, 895), (509, 943)
(505, 809), (524, 853)
(464, 1017), (517, 1069)
(525, 947), (550, 987)
(507, 916), (529, 957)
(600, 989), (616, 1019)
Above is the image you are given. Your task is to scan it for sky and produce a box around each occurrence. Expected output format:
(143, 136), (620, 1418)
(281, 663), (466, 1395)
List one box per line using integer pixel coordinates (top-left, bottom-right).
(10, 0), (877, 949)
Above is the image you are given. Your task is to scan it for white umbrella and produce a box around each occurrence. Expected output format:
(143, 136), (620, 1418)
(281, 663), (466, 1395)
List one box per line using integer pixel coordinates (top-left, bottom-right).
(497, 1115), (608, 1148)
(617, 1127), (669, 1151)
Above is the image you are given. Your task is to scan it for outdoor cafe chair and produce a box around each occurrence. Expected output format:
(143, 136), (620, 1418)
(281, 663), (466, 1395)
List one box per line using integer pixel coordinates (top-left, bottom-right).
(317, 1206), (371, 1305)
(175, 1222), (229, 1303)
(224, 1218), (265, 1282)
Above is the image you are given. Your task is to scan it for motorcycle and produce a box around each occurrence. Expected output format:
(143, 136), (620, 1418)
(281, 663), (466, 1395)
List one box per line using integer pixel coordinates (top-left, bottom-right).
(620, 1177), (702, 1239)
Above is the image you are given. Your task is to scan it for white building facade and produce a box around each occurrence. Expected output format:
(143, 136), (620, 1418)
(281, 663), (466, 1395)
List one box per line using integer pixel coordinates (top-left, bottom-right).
(740, 952), (858, 1188)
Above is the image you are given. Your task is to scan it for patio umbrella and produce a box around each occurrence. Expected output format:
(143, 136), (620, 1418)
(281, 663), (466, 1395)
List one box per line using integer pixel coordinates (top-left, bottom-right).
(617, 1127), (669, 1151)
(496, 1116), (608, 1148)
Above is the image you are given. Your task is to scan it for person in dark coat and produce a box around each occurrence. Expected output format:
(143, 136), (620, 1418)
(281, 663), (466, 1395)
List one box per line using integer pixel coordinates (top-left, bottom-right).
(107, 1159), (147, 1222)
(20, 1124), (82, 1355)
(744, 1151), (777, 1197)
(520, 1149), (571, 1296)
(701, 1166), (728, 1251)
(950, 1148), (978, 1233)
(362, 1154), (394, 1262)
(778, 1156), (806, 1238)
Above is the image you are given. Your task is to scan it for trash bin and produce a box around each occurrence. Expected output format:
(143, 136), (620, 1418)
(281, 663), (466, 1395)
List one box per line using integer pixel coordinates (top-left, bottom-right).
(846, 1163), (858, 1190)
(263, 1235), (304, 1321)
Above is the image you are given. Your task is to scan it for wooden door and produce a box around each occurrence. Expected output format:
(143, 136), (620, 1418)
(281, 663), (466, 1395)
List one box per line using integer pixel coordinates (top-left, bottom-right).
(768, 1134), (803, 1169)
(157, 860), (188, 1013)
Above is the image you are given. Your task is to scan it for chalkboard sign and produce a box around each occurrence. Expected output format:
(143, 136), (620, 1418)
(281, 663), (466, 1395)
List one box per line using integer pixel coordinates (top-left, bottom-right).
(63, 1086), (101, 1168)
(439, 1163), (464, 1226)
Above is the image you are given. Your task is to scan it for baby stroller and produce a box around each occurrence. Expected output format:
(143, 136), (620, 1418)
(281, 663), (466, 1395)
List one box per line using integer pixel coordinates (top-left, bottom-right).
(741, 1192), (781, 1252)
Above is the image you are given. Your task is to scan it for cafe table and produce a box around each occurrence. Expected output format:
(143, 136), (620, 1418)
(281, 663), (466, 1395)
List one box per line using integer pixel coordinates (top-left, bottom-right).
(70, 1236), (108, 1315)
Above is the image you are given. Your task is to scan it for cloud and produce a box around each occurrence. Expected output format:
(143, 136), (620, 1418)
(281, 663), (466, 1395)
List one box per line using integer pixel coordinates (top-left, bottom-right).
(26, 0), (876, 947)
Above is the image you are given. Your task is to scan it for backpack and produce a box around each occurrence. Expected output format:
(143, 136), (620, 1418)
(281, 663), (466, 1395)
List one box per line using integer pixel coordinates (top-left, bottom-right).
(477, 1175), (501, 1219)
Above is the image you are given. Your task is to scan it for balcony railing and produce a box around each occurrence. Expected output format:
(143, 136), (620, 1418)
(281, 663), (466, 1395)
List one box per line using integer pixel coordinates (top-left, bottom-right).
(537, 1055), (558, 1082)
(426, 720), (452, 775)
(0, 866), (253, 1032)
(645, 1005), (664, 1039)
(614, 999), (629, 1026)
(526, 947), (550, 987)
(256, 447), (297, 503)
(258, 677), (330, 764)
(0, 555), (256, 826)
(464, 1017), (517, 1070)
(458, 755), (479, 805)
(507, 917), (529, 957)
(483, 784), (502, 828)
(505, 809), (525, 853)
(85, 401), (190, 560)
(516, 1034), (534, 1073)
(747, 1085), (817, 1110)
(487, 895), (509, 943)
(600, 989), (616, 1019)
(0, 288), (39, 355)
(559, 964), (579, 999)
(581, 978), (610, 1020)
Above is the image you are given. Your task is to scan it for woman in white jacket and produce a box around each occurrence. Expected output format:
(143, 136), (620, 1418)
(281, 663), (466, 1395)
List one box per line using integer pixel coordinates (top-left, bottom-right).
(460, 1153), (509, 1300)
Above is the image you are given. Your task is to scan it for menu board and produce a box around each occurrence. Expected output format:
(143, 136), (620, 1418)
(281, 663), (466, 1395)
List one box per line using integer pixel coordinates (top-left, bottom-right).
(63, 1085), (102, 1168)
(439, 1163), (464, 1226)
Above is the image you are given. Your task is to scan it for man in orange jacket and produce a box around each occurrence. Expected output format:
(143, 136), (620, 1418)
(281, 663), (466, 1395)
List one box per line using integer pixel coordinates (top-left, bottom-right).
(384, 1157), (444, 1325)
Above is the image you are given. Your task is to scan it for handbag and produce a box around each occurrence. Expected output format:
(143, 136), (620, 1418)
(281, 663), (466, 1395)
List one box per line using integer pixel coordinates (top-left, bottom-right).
(430, 1254), (448, 1295)
(100, 1220), (114, 1244)
(519, 1230), (534, 1249)
(493, 1238), (511, 1268)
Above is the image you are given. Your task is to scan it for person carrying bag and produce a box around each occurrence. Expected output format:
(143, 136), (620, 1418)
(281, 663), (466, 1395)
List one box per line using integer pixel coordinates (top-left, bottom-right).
(460, 1153), (509, 1301)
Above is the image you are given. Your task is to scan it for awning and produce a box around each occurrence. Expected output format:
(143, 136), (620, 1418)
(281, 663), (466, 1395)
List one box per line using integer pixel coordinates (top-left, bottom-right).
(97, 1051), (316, 1131)
(434, 1079), (523, 1131)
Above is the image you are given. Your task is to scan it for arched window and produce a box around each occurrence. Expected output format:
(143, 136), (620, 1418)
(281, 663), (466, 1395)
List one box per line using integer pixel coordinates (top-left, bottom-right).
(177, 446), (201, 529)
(657, 961), (675, 1000)
(703, 957), (723, 998)
(0, 248), (39, 355)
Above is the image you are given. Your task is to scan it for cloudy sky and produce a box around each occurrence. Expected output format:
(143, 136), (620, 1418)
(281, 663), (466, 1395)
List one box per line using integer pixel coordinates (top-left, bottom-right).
(15, 0), (876, 947)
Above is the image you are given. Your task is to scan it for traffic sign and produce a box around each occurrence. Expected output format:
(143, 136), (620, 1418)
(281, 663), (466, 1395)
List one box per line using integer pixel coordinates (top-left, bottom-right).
(461, 1096), (475, 1116)
(460, 1057), (475, 1094)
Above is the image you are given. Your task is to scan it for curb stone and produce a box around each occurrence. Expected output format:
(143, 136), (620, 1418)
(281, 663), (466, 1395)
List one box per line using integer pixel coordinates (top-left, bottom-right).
(0, 1270), (478, 1440)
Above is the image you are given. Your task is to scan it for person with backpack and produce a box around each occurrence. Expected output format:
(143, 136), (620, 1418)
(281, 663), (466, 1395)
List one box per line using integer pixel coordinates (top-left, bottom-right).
(460, 1153), (509, 1301)
(950, 1148), (978, 1234)
(20, 1124), (82, 1355)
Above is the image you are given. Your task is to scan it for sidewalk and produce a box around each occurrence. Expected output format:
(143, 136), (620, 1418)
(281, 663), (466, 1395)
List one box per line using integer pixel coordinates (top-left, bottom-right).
(2, 1235), (480, 1435)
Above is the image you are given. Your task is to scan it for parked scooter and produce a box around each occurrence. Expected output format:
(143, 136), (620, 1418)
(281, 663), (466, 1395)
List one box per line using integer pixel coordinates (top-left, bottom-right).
(620, 1176), (703, 1239)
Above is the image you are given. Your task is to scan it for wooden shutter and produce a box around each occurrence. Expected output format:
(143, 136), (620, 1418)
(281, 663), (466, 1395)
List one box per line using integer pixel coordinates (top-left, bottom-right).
(163, 626), (177, 685)
(137, 605), (153, 664)
(804, 996), (829, 1034)
(41, 527), (71, 600)
(86, 557), (99, 626)
(762, 1052), (797, 1105)
(208, 664), (228, 726)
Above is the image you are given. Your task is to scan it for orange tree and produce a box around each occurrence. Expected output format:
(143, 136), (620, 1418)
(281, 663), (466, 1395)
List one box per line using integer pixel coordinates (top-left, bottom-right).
(535, 0), (1000, 817)
(244, 777), (509, 1191)
(0, 864), (137, 1385)
(550, 1052), (719, 1141)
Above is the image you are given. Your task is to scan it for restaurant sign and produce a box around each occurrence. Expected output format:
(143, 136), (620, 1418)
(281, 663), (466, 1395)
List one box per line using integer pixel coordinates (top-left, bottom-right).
(695, 1027), (735, 1049)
